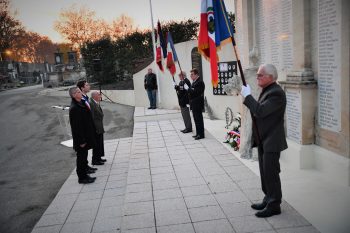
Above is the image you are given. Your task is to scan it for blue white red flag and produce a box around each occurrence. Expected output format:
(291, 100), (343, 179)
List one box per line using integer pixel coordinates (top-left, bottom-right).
(156, 21), (167, 72)
(198, 0), (234, 87)
(166, 32), (178, 76)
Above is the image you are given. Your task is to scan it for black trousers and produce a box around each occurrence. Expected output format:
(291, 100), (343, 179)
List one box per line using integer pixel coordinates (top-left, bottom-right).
(192, 110), (204, 137)
(92, 133), (104, 162)
(258, 146), (282, 208)
(76, 147), (88, 179)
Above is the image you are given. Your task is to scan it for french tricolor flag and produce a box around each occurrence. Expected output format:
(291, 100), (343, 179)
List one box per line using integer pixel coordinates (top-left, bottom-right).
(166, 32), (178, 76)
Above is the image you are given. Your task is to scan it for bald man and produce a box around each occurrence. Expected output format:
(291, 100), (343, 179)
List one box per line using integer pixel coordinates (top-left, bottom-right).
(144, 68), (157, 109)
(240, 64), (288, 218)
(89, 91), (106, 165)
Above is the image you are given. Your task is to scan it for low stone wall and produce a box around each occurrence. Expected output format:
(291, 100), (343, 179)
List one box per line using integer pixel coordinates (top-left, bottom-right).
(100, 89), (135, 106)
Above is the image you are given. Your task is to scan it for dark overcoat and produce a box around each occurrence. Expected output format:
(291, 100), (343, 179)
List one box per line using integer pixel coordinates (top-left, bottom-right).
(69, 99), (96, 151)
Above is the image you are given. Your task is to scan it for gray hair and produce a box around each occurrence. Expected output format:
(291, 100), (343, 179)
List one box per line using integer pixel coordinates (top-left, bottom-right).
(91, 91), (100, 98)
(69, 87), (78, 98)
(261, 64), (278, 80)
(179, 71), (187, 78)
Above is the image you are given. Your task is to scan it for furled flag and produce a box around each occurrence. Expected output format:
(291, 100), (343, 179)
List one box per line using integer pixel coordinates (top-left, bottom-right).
(198, 0), (235, 87)
(156, 21), (167, 72)
(156, 34), (164, 72)
(166, 32), (178, 76)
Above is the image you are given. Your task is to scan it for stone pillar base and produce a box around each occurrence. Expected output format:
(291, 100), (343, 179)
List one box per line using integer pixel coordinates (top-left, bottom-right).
(279, 79), (317, 145)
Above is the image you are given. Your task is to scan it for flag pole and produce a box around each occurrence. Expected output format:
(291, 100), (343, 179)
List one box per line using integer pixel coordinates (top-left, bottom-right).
(176, 59), (183, 73)
(149, 0), (161, 106)
(230, 32), (260, 144)
(231, 37), (246, 86)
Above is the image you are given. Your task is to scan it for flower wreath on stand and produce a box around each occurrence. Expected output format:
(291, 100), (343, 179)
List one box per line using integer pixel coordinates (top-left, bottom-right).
(223, 110), (241, 151)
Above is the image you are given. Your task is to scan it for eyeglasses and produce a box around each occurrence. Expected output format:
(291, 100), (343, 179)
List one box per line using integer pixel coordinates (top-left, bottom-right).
(257, 73), (269, 78)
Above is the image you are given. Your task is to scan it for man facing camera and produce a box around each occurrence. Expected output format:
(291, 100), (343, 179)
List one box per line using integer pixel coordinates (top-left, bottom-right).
(174, 71), (192, 133)
(144, 68), (158, 109)
(90, 91), (106, 165)
(185, 68), (205, 140)
(240, 64), (288, 218)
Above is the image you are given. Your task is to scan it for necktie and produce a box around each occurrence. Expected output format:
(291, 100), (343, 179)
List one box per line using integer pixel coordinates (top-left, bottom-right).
(83, 95), (90, 110)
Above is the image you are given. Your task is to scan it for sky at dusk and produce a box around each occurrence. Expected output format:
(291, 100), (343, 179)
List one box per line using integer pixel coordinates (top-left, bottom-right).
(10, 0), (235, 43)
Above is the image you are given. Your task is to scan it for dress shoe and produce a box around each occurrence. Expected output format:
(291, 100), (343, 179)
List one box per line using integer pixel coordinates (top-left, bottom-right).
(87, 166), (97, 171)
(86, 169), (95, 174)
(78, 176), (95, 184)
(251, 202), (267, 210)
(194, 135), (204, 140)
(255, 207), (281, 218)
(182, 129), (192, 133)
(86, 175), (96, 180)
(92, 161), (104, 165)
(100, 158), (107, 162)
(192, 135), (198, 138)
(180, 129), (186, 133)
(148, 107), (152, 109)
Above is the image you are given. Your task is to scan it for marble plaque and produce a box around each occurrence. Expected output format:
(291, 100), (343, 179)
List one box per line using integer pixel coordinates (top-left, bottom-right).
(255, 0), (293, 74)
(318, 0), (341, 132)
(285, 88), (302, 143)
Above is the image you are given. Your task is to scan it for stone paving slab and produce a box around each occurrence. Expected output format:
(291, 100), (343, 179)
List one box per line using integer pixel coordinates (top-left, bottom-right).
(31, 117), (319, 233)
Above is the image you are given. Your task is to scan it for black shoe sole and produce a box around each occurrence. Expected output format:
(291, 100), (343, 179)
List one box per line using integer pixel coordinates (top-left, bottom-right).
(255, 210), (281, 218)
(251, 203), (267, 210)
(92, 162), (104, 165)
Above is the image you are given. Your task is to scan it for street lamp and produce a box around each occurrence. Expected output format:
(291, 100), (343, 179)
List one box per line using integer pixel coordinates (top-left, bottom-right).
(0, 49), (12, 61)
(5, 50), (12, 56)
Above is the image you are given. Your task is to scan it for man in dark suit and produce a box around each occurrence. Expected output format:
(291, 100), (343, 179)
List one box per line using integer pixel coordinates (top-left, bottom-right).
(76, 80), (101, 169)
(144, 68), (158, 109)
(90, 91), (107, 165)
(185, 68), (205, 140)
(240, 64), (288, 217)
(77, 80), (91, 110)
(174, 71), (192, 133)
(69, 87), (97, 184)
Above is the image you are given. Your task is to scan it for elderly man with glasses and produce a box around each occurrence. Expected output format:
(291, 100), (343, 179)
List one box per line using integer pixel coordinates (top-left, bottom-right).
(240, 64), (288, 218)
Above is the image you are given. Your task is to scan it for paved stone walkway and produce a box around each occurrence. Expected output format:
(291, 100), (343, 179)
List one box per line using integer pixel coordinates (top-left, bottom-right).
(31, 118), (319, 233)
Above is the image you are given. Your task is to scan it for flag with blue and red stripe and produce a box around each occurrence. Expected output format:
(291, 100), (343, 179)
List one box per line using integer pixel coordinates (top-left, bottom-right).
(198, 0), (234, 87)
(156, 21), (167, 72)
(166, 32), (178, 76)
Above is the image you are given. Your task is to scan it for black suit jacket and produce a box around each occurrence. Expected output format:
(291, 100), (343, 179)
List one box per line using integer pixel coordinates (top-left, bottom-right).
(90, 99), (105, 135)
(175, 78), (191, 107)
(188, 78), (205, 112)
(69, 99), (96, 151)
(243, 82), (288, 152)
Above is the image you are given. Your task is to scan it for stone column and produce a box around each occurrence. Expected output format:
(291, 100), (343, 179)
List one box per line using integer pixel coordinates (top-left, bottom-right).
(280, 0), (317, 144)
(279, 0), (317, 169)
(234, 0), (255, 67)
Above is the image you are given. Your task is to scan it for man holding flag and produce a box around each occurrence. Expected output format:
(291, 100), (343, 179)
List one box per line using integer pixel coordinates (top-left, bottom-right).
(174, 71), (192, 133)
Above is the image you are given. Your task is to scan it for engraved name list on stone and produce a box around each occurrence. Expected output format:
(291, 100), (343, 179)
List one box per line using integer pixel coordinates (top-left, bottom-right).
(318, 0), (341, 132)
(286, 89), (302, 143)
(255, 0), (293, 72)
